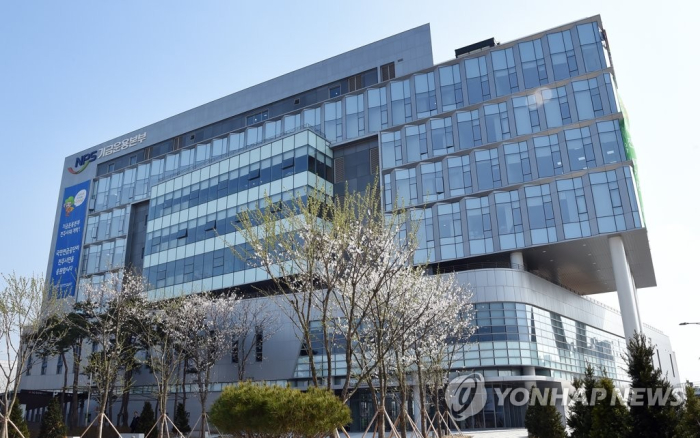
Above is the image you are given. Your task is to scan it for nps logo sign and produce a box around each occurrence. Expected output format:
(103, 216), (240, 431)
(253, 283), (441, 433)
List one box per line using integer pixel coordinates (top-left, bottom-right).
(67, 132), (147, 174)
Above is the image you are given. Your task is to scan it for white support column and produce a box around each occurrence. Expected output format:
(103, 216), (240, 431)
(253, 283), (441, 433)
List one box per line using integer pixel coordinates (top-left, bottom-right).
(609, 236), (642, 339)
(510, 251), (524, 270)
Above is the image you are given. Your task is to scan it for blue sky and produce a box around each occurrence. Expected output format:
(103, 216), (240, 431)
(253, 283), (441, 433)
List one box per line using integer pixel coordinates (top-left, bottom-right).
(1, 0), (699, 382)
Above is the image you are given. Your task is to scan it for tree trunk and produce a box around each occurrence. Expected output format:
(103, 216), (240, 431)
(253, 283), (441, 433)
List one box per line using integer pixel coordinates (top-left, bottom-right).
(198, 367), (211, 438)
(173, 361), (180, 417)
(321, 297), (333, 390)
(417, 370), (427, 438)
(97, 397), (108, 438)
(434, 388), (442, 438)
(118, 368), (133, 427)
(182, 359), (187, 411)
(70, 342), (81, 430)
(60, 352), (68, 422)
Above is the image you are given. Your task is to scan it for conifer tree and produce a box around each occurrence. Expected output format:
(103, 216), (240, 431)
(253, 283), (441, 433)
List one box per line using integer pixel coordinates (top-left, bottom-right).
(567, 363), (596, 437)
(524, 387), (566, 438)
(172, 403), (191, 434)
(624, 332), (680, 437)
(590, 376), (630, 438)
(676, 381), (700, 438)
(8, 403), (29, 438)
(38, 397), (67, 438)
(136, 402), (157, 437)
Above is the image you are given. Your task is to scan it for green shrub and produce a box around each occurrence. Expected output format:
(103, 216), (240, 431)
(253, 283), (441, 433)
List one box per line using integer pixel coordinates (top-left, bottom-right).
(38, 397), (67, 438)
(209, 382), (351, 438)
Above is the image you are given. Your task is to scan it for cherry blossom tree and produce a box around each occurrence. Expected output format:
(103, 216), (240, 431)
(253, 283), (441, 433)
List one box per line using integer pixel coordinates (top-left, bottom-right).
(233, 183), (476, 438)
(134, 295), (190, 438)
(230, 297), (280, 381)
(177, 292), (239, 438)
(0, 273), (62, 438)
(233, 186), (339, 388)
(74, 271), (146, 438)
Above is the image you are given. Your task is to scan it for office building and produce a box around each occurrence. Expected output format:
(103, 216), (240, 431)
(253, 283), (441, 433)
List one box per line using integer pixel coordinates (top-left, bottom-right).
(23, 15), (678, 430)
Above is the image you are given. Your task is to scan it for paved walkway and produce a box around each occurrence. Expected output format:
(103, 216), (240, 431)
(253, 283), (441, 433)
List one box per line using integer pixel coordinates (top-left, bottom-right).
(461, 430), (528, 438)
(346, 431), (528, 438)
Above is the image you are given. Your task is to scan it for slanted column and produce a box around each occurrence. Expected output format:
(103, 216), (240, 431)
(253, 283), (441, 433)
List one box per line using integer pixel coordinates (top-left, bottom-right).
(510, 251), (524, 270)
(608, 236), (642, 339)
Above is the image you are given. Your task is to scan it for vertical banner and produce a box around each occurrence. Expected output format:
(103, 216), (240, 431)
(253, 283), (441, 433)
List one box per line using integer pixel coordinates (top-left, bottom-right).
(50, 180), (91, 298)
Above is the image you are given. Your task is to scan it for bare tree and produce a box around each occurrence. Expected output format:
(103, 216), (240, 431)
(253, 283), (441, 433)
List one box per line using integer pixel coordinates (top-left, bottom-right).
(231, 297), (280, 382)
(0, 273), (61, 438)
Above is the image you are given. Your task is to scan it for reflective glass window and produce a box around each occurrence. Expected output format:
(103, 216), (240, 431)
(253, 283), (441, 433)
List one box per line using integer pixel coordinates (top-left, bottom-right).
(572, 78), (604, 120)
(597, 120), (625, 164)
(367, 87), (388, 132)
(556, 177), (591, 239)
(437, 203), (464, 259)
(345, 94), (365, 139)
(411, 208), (434, 263)
(492, 48), (519, 96)
(465, 197), (493, 255)
(246, 126), (262, 146)
(603, 74), (619, 113)
(577, 22), (605, 73)
(383, 173), (393, 210)
(475, 149), (501, 190)
(541, 86), (571, 128)
(229, 132), (244, 153)
(465, 56), (490, 104)
(414, 72), (437, 118)
(283, 113), (301, 133)
(519, 39), (548, 89)
(565, 127), (596, 170)
(525, 184), (557, 244)
(547, 30), (578, 80)
(533, 134), (563, 178)
(430, 117), (454, 156)
(420, 162), (444, 202)
(447, 155), (472, 197)
(456, 110), (483, 150)
(264, 120), (282, 140)
(323, 101), (343, 142)
(495, 191), (524, 250)
(504, 141), (532, 184)
(438, 64), (464, 111)
(590, 170), (627, 233)
(512, 95), (541, 136)
(405, 124), (428, 163)
(484, 103), (511, 143)
(302, 107), (321, 132)
(134, 162), (150, 200)
(380, 131), (402, 168)
(390, 80), (412, 125)
(394, 168), (417, 206)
